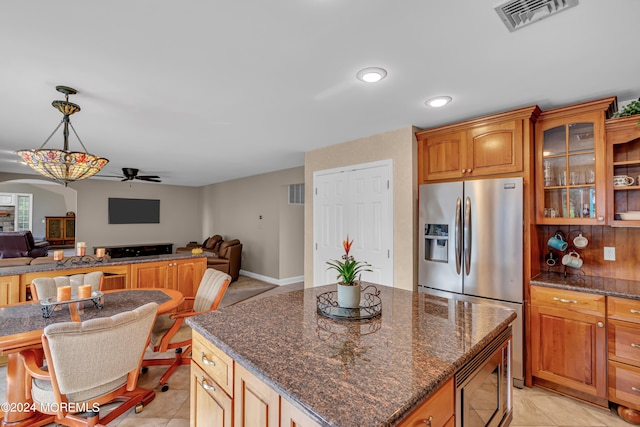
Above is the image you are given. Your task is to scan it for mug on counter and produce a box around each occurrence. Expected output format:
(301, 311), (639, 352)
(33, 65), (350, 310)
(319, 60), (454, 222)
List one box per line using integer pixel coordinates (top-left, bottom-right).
(547, 233), (568, 251)
(562, 251), (583, 269)
(544, 250), (560, 266)
(614, 175), (635, 187)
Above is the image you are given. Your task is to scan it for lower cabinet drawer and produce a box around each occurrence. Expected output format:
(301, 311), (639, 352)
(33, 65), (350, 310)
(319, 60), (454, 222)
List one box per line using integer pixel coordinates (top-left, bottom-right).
(609, 320), (640, 366)
(609, 297), (640, 324)
(192, 330), (234, 396)
(531, 286), (605, 315)
(191, 362), (232, 427)
(609, 361), (640, 410)
(397, 378), (454, 427)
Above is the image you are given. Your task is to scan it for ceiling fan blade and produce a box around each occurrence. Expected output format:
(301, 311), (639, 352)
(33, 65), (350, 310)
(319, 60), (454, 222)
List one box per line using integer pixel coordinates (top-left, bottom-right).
(135, 176), (162, 182)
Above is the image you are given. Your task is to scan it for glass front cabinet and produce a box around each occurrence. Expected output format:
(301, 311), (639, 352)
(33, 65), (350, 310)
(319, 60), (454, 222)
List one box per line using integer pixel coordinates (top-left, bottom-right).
(535, 97), (617, 224)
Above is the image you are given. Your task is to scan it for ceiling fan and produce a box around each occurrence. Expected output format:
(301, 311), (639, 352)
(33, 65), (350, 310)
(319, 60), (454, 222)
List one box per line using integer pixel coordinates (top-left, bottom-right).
(114, 168), (162, 183)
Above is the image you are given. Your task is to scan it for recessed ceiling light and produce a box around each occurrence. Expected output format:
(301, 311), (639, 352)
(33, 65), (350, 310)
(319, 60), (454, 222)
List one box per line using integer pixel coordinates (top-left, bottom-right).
(356, 67), (387, 83)
(425, 96), (452, 108)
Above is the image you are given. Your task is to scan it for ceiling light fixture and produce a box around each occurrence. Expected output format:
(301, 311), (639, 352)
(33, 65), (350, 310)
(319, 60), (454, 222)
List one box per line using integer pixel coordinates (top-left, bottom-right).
(17, 86), (109, 186)
(356, 67), (387, 83)
(425, 96), (453, 108)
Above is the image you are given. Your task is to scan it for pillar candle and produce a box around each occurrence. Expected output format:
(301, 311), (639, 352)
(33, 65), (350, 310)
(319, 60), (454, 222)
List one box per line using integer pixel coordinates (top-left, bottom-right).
(53, 250), (64, 261)
(78, 284), (93, 299)
(57, 285), (71, 302)
(76, 242), (86, 257)
(95, 247), (105, 258)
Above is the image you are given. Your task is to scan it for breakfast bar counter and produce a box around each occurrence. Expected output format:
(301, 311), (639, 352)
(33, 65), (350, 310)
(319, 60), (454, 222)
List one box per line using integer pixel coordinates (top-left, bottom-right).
(187, 284), (516, 426)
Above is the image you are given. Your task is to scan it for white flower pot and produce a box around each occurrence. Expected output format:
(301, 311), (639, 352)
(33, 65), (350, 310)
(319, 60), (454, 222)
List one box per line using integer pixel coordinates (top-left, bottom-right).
(337, 283), (361, 308)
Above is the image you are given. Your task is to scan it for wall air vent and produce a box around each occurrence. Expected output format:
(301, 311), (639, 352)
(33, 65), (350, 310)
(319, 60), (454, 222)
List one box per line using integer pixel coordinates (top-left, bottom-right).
(495, 0), (578, 32)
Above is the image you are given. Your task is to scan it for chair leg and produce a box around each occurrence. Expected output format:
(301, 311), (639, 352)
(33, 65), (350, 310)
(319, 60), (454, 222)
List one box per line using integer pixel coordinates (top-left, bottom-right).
(158, 345), (192, 392)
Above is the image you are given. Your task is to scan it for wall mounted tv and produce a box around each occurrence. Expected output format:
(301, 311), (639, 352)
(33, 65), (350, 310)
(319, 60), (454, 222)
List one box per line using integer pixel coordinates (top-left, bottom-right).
(108, 198), (160, 224)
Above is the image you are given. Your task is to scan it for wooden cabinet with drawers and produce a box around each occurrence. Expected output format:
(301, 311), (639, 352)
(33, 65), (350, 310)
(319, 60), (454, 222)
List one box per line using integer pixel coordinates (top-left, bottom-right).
(530, 286), (607, 406)
(608, 296), (640, 421)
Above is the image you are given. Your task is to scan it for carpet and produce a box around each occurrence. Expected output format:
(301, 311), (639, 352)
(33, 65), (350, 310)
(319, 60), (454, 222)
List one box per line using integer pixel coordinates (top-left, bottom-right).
(219, 276), (278, 308)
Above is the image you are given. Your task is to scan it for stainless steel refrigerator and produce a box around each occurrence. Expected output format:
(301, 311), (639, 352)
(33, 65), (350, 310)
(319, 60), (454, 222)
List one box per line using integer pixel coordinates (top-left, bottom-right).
(418, 177), (524, 387)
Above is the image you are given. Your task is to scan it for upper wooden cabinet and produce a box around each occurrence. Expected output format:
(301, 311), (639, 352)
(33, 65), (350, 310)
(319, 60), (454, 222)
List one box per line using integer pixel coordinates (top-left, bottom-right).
(416, 106), (540, 183)
(606, 115), (640, 226)
(535, 97), (617, 224)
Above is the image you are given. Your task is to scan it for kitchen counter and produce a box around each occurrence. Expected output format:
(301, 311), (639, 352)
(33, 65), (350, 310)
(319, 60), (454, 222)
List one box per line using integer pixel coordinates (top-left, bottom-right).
(186, 283), (516, 426)
(0, 252), (206, 277)
(531, 272), (640, 300)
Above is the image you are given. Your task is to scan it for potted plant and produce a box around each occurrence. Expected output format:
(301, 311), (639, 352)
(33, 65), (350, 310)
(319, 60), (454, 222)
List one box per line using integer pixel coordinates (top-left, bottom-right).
(613, 98), (640, 125)
(326, 236), (372, 308)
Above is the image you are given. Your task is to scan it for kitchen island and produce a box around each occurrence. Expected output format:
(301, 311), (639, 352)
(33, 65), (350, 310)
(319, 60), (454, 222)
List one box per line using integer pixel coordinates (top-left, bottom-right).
(186, 284), (517, 426)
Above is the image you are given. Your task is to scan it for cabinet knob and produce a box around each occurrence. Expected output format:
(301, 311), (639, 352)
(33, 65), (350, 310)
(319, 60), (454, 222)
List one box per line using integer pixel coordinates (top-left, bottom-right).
(597, 216), (604, 222)
(467, 169), (472, 173)
(597, 321), (604, 328)
(461, 169), (466, 174)
(422, 416), (433, 426)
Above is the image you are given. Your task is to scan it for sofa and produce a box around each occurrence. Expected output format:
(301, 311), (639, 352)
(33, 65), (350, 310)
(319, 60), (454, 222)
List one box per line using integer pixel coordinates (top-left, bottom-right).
(176, 235), (223, 256)
(206, 239), (242, 282)
(0, 231), (50, 259)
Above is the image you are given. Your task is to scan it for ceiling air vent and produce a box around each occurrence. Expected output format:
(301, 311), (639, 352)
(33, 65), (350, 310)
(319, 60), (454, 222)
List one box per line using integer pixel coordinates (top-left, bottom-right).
(495, 0), (579, 32)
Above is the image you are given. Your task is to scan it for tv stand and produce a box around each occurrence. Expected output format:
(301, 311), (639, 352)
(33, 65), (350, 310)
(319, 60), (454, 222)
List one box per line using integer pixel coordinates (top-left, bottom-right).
(97, 243), (173, 259)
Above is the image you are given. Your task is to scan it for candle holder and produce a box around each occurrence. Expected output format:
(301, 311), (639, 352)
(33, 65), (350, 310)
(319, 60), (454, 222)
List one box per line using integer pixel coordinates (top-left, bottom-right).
(56, 255), (107, 267)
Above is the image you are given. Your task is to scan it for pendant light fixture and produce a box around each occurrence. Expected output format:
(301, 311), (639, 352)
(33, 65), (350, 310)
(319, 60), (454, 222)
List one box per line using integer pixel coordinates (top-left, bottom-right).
(16, 85), (109, 186)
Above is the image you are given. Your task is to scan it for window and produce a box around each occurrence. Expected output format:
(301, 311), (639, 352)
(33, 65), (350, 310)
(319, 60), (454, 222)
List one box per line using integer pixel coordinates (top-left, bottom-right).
(16, 194), (32, 231)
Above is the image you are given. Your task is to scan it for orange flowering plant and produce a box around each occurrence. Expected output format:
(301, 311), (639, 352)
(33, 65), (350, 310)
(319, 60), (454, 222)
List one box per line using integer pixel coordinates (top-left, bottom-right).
(326, 236), (372, 286)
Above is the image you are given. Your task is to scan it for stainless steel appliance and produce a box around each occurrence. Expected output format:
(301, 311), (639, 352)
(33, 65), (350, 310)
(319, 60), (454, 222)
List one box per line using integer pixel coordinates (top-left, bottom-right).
(418, 177), (524, 387)
(456, 326), (512, 427)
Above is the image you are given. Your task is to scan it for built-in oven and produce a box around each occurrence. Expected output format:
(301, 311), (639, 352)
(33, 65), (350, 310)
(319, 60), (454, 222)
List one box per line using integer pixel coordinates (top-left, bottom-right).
(456, 326), (512, 427)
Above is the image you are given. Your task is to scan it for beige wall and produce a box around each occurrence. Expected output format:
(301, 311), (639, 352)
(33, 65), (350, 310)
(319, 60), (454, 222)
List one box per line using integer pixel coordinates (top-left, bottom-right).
(0, 172), (202, 251)
(200, 167), (304, 282)
(304, 126), (418, 291)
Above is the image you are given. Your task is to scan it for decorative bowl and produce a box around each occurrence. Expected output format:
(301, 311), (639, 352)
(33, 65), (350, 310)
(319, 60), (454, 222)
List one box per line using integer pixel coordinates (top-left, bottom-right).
(619, 211), (640, 220)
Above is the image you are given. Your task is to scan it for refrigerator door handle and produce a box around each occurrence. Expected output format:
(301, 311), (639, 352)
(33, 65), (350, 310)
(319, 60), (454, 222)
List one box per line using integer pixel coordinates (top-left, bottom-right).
(464, 196), (472, 276)
(455, 197), (462, 275)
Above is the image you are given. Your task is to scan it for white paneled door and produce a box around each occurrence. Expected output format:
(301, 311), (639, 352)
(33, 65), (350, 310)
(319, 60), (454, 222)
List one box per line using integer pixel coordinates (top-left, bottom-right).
(313, 161), (393, 287)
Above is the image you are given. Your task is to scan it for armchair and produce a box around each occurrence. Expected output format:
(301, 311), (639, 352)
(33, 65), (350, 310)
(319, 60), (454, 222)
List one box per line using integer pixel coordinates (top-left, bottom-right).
(207, 239), (242, 282)
(20, 302), (158, 427)
(142, 268), (231, 391)
(0, 231), (49, 258)
(31, 272), (104, 301)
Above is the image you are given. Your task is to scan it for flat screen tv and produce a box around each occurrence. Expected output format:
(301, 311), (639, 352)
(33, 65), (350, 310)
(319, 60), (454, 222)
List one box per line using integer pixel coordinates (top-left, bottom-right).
(108, 198), (160, 224)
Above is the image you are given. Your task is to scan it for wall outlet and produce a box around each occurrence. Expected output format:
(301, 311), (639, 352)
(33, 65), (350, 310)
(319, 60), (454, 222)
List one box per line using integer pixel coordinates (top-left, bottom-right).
(604, 246), (616, 261)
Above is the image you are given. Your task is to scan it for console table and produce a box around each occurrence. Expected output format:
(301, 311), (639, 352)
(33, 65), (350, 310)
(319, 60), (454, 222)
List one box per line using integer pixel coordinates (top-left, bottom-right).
(97, 243), (173, 258)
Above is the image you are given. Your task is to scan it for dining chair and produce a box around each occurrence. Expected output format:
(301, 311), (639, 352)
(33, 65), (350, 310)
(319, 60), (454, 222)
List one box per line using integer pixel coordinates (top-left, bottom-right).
(142, 268), (231, 391)
(31, 272), (104, 301)
(20, 302), (158, 427)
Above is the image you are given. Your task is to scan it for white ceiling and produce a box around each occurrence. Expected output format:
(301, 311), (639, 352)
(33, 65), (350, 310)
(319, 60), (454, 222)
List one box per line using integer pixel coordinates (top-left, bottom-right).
(1, 0), (638, 187)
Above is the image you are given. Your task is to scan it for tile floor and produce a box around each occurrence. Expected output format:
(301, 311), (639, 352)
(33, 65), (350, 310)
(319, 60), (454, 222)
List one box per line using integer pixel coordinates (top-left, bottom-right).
(0, 282), (634, 426)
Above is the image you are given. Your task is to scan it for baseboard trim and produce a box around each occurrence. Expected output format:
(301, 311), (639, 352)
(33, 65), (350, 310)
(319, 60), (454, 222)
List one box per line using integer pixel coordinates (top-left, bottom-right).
(239, 270), (304, 286)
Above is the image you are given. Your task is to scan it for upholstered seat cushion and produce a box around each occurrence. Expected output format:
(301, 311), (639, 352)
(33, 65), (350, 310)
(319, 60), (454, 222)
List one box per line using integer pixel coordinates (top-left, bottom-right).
(149, 313), (193, 347)
(32, 373), (128, 405)
(40, 302), (157, 398)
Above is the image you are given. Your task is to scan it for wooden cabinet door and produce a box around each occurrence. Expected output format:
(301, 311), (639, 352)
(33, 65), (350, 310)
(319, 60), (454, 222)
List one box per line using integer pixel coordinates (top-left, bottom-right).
(46, 217), (63, 242)
(530, 303), (607, 400)
(63, 218), (75, 241)
(466, 119), (523, 177)
(419, 130), (467, 182)
(130, 261), (169, 288)
(234, 363), (279, 427)
(0, 275), (20, 305)
(191, 362), (232, 427)
(169, 258), (205, 310)
(280, 399), (321, 427)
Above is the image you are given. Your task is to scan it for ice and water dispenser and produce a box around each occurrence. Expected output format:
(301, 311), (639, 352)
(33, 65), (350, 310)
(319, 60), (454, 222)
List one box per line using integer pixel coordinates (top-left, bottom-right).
(424, 224), (448, 262)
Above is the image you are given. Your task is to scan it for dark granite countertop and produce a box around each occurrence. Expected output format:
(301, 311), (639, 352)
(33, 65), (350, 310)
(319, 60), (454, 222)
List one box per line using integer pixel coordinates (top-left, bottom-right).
(0, 253), (206, 277)
(531, 272), (640, 300)
(187, 284), (516, 427)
